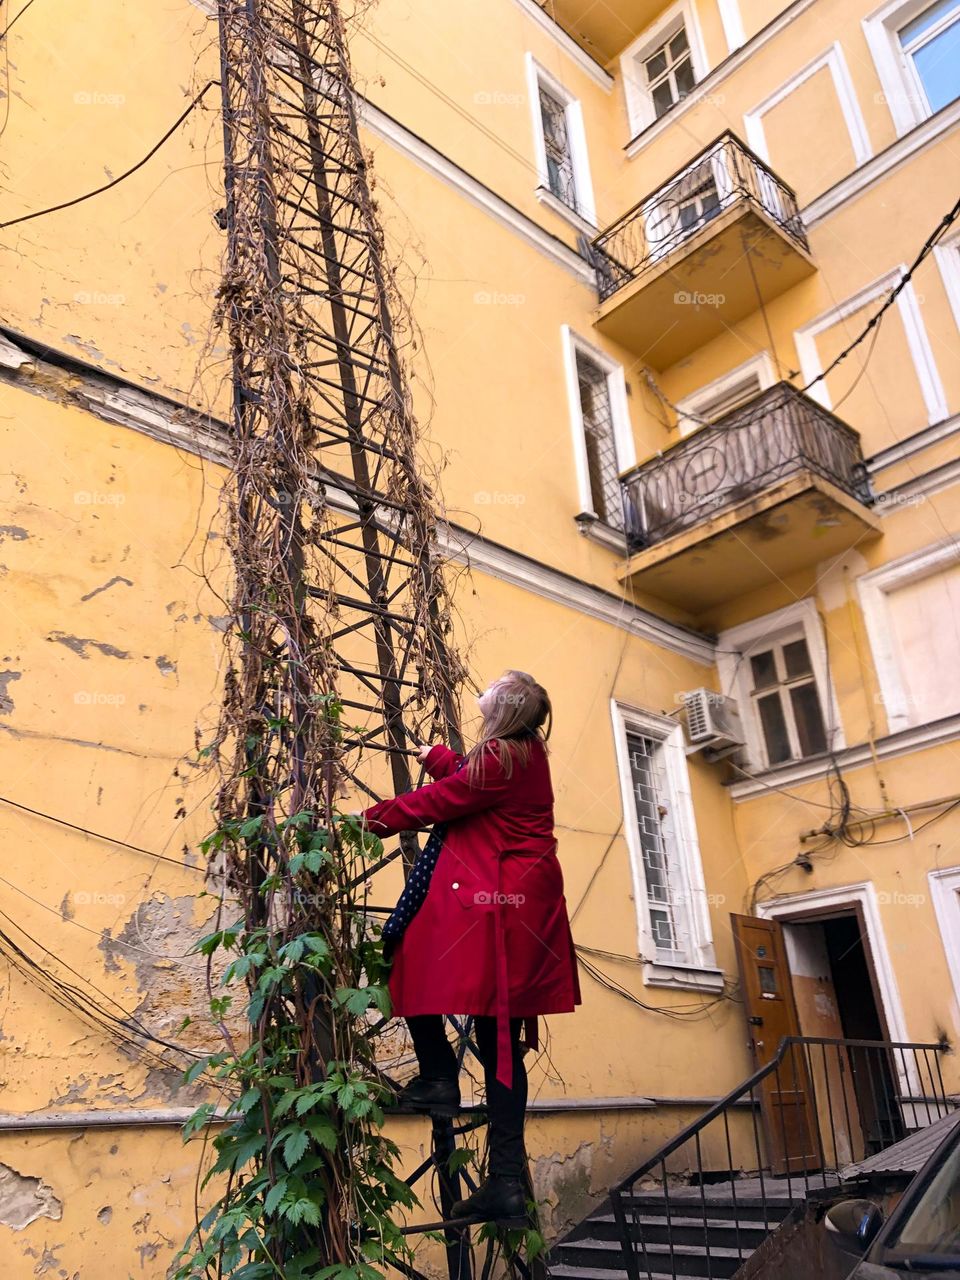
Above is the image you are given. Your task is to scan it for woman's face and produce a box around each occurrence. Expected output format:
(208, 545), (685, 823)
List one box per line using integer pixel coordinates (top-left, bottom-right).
(477, 678), (504, 719)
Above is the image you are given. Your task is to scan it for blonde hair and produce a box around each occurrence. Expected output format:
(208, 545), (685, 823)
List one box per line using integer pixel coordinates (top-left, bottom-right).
(463, 669), (552, 788)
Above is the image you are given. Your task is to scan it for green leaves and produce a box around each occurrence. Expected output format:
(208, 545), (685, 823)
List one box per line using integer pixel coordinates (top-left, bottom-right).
(175, 794), (430, 1279)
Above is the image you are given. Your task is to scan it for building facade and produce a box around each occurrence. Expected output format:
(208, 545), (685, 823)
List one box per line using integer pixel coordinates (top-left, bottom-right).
(0, 0), (958, 1272)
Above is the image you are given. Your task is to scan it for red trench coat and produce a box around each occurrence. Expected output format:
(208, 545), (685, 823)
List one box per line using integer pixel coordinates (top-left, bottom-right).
(361, 738), (581, 1086)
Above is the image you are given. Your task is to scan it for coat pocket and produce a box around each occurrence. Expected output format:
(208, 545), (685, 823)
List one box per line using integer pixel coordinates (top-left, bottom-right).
(447, 872), (497, 912)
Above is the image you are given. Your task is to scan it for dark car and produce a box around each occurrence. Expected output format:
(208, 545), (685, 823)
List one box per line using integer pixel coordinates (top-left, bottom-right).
(826, 1115), (960, 1276)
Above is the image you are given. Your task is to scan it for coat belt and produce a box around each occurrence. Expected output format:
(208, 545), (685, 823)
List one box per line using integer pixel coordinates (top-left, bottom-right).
(491, 858), (539, 1088)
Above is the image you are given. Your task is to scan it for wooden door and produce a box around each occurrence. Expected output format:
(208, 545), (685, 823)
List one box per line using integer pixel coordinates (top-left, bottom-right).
(731, 914), (821, 1176)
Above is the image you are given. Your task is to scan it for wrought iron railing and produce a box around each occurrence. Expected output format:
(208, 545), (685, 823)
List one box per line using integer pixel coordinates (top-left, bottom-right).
(607, 1037), (955, 1280)
(588, 132), (808, 302)
(619, 383), (872, 549)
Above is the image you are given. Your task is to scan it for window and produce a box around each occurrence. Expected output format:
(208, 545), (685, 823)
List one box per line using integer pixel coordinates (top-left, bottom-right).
(675, 353), (775, 436)
(716, 600), (843, 772)
(626, 732), (685, 956)
(864, 0), (960, 136)
(525, 56), (596, 227)
(577, 353), (624, 529)
(621, 1), (708, 136)
(538, 84), (576, 209)
(748, 634), (829, 766)
(858, 539), (960, 732)
(611, 701), (722, 991)
(561, 328), (636, 547)
(898, 0), (960, 114)
(643, 25), (696, 118)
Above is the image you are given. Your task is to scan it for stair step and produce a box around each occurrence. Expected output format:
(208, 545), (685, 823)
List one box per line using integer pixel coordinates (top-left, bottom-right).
(548, 1266), (713, 1280)
(566, 1212), (770, 1248)
(621, 1192), (798, 1220)
(552, 1235), (750, 1278)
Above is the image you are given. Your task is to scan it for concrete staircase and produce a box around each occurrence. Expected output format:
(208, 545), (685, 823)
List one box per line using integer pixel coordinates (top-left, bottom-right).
(548, 1180), (800, 1279)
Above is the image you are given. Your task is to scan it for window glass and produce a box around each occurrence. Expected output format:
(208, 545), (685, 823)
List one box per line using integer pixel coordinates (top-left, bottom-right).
(757, 693), (791, 764)
(750, 650), (778, 690)
(790, 683), (828, 756)
(899, 0), (960, 114)
(783, 637), (813, 679)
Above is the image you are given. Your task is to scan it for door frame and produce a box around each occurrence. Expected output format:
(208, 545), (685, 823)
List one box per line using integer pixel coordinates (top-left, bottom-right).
(756, 881), (917, 1100)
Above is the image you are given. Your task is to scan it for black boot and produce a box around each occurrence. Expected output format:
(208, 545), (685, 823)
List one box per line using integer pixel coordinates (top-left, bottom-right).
(396, 1074), (460, 1117)
(450, 1175), (528, 1226)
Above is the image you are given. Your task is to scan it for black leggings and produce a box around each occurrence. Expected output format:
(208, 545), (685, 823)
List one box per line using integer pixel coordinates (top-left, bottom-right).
(405, 1014), (528, 1181)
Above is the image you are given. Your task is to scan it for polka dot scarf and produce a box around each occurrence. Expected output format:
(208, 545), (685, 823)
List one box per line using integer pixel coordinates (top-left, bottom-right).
(381, 755), (468, 941)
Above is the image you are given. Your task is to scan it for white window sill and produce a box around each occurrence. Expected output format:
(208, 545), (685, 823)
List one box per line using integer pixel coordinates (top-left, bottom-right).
(644, 961), (726, 993)
(575, 512), (632, 553)
(535, 186), (597, 237)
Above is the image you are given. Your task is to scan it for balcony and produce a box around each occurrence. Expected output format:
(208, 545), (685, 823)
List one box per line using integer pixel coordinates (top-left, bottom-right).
(587, 134), (816, 368)
(617, 384), (882, 612)
(546, 1), (669, 59)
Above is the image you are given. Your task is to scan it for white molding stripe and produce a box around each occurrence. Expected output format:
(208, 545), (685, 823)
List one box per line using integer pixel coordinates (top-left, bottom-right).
(0, 328), (715, 669)
(716, 0), (747, 55)
(803, 97), (960, 225)
(358, 99), (595, 285)
(438, 523), (716, 665)
(729, 710), (960, 799)
(866, 411), (960, 473)
(875, 456), (960, 505)
(511, 0), (614, 91)
(933, 230), (960, 335)
(624, 0), (821, 158)
(743, 43), (872, 168)
(794, 266), (948, 424)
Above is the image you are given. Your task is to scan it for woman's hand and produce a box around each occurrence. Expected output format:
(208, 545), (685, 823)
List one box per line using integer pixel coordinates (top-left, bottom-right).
(416, 743), (434, 763)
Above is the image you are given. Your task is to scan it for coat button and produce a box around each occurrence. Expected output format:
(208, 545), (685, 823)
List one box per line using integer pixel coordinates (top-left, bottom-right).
(452, 881), (460, 889)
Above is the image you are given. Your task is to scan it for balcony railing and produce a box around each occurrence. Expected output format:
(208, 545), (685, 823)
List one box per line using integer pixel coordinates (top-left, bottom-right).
(620, 384), (872, 549)
(589, 132), (809, 303)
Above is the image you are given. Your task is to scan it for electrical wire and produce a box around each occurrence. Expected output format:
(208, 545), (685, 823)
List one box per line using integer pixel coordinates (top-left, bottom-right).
(0, 80), (219, 230)
(0, 792), (207, 872)
(639, 192), (960, 440)
(0, 870), (196, 959)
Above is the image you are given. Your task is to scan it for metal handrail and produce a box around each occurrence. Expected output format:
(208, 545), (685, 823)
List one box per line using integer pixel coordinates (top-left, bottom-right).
(619, 382), (872, 549)
(599, 130), (802, 243)
(608, 1036), (953, 1280)
(589, 131), (808, 302)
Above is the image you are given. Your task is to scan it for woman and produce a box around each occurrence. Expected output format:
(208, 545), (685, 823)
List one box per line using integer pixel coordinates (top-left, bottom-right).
(356, 670), (581, 1225)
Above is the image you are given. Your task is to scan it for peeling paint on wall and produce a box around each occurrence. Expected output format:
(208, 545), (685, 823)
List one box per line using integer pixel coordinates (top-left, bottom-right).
(0, 1163), (62, 1230)
(46, 633), (130, 661)
(0, 670), (22, 714)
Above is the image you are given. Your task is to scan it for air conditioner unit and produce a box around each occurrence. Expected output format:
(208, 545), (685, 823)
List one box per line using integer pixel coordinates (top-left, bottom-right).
(682, 689), (745, 756)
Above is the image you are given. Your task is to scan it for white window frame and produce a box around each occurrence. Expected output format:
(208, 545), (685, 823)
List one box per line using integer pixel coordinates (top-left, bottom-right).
(857, 537), (960, 733)
(716, 600), (845, 772)
(619, 0), (709, 137)
(674, 352), (776, 437)
(525, 54), (597, 231)
(929, 866), (960, 1017)
(561, 327), (636, 546)
(794, 266), (947, 425)
(863, 0), (960, 135)
(933, 229), (960, 335)
(610, 699), (723, 992)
